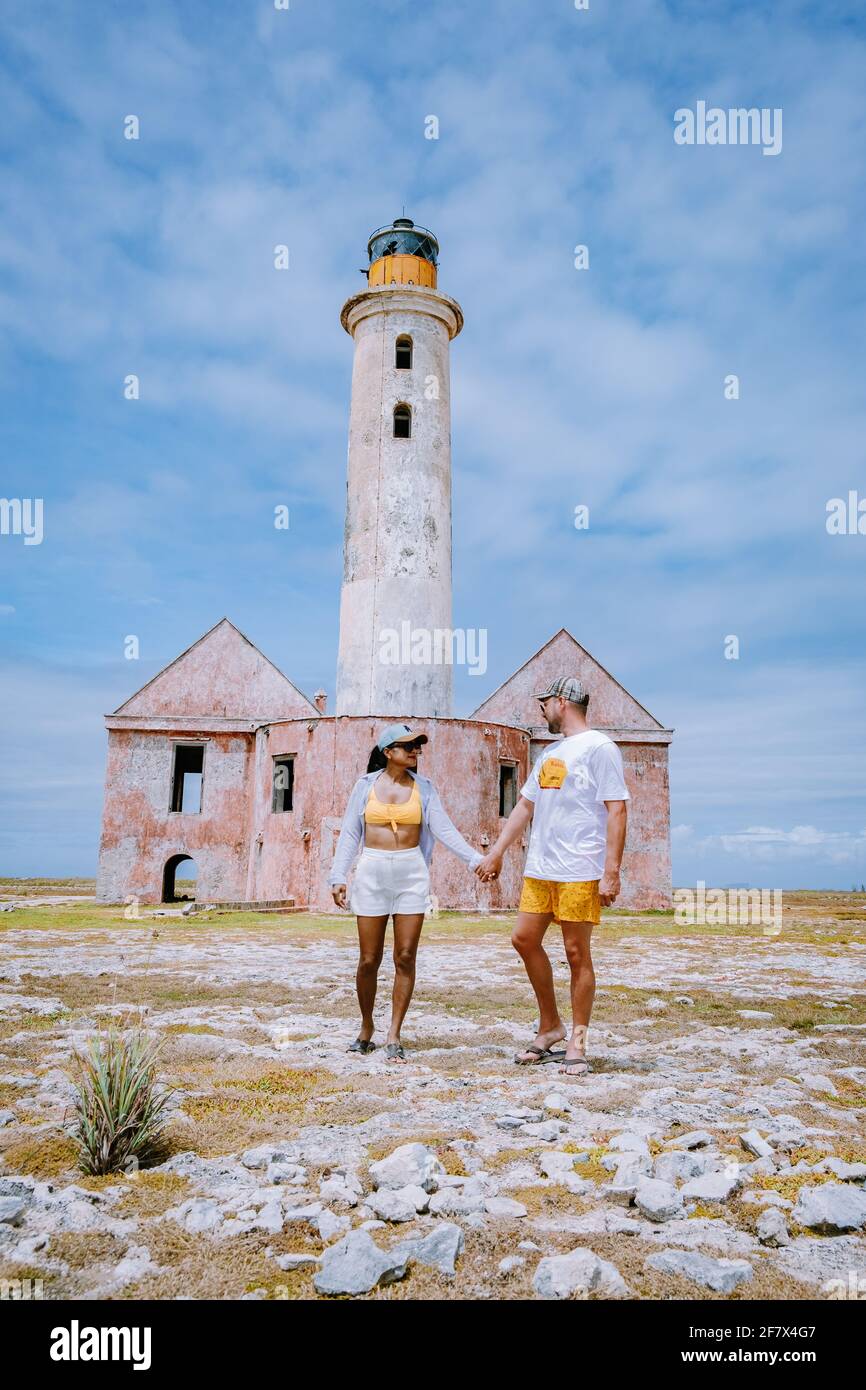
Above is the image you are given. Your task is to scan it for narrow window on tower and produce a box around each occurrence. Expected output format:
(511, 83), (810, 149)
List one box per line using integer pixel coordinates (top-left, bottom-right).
(272, 755), (295, 813)
(169, 743), (205, 814)
(393, 404), (412, 438)
(395, 335), (413, 369)
(499, 763), (518, 818)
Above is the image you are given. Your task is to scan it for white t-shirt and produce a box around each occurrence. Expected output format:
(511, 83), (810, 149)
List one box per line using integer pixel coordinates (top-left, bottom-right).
(520, 730), (630, 882)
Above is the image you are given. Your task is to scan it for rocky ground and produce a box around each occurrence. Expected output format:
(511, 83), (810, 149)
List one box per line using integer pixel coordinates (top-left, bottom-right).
(0, 890), (864, 1300)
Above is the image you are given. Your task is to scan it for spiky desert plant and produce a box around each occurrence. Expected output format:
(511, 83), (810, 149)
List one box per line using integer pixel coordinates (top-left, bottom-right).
(71, 1026), (174, 1175)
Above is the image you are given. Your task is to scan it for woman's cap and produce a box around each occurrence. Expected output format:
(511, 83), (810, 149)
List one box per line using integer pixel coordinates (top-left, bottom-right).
(377, 722), (429, 752)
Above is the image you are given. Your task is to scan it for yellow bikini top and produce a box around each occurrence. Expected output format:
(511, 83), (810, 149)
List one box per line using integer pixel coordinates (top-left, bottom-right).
(364, 778), (422, 834)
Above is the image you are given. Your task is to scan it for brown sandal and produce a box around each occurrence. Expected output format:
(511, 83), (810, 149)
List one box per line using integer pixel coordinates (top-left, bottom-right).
(513, 1044), (567, 1066)
(559, 1056), (591, 1078)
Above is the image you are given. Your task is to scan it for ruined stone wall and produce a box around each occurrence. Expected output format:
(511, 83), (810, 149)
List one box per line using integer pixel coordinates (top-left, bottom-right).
(95, 728), (254, 903)
(96, 715), (671, 911)
(253, 715), (529, 910)
(615, 742), (672, 909)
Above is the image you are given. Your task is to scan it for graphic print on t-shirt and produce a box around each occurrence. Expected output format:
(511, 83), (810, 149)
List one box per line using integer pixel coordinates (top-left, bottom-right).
(538, 757), (567, 789)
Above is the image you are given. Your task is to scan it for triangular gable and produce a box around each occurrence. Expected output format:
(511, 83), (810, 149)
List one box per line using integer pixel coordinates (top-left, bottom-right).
(114, 618), (319, 719)
(470, 629), (665, 731)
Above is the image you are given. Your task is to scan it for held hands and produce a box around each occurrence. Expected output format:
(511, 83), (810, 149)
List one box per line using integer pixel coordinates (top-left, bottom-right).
(475, 852), (502, 883)
(599, 869), (621, 907)
(332, 884), (348, 910)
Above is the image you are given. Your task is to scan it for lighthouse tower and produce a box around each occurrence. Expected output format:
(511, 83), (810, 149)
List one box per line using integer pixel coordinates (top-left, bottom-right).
(335, 218), (464, 717)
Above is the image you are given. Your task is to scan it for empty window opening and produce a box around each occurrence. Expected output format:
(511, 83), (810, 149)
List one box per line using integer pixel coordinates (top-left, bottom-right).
(170, 744), (204, 814)
(393, 404), (412, 438)
(499, 763), (518, 818)
(163, 854), (197, 903)
(272, 755), (295, 813)
(396, 337), (413, 368)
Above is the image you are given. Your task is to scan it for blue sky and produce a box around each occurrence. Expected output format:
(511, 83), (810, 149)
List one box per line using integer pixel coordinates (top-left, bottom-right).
(1, 0), (864, 887)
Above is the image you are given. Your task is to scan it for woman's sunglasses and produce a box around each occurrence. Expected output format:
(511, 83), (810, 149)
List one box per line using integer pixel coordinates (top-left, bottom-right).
(390, 739), (425, 752)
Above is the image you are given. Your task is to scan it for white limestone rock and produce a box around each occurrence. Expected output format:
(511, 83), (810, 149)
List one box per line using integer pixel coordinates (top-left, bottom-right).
(654, 1150), (713, 1184)
(792, 1183), (866, 1233)
(369, 1143), (444, 1194)
(313, 1229), (409, 1296)
(645, 1248), (752, 1292)
(739, 1129), (774, 1159)
(166, 1197), (223, 1234)
(680, 1171), (742, 1204)
(608, 1131), (651, 1156)
(533, 1247), (628, 1300)
(664, 1130), (714, 1150)
(543, 1092), (570, 1114)
(316, 1209), (351, 1242)
(281, 1202), (323, 1223)
(521, 1120), (566, 1143)
(365, 1186), (427, 1223)
(484, 1196), (528, 1218)
(319, 1172), (364, 1206)
(428, 1185), (486, 1217)
(0, 1197), (28, 1226)
(742, 1190), (793, 1210)
(391, 1222), (465, 1277)
(275, 1252), (319, 1271)
(756, 1206), (789, 1246)
(265, 1161), (307, 1186)
(813, 1157), (866, 1182)
(540, 1151), (577, 1179)
(799, 1073), (837, 1096)
(634, 1177), (684, 1223)
(241, 1144), (294, 1170)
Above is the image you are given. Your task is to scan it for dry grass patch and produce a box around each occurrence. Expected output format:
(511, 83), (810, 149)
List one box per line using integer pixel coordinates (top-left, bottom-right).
(568, 1145), (610, 1182)
(117, 1224), (310, 1301)
(111, 1170), (192, 1218)
(752, 1169), (835, 1200)
(507, 1182), (589, 1218)
(0, 1082), (29, 1108)
(826, 1077), (866, 1110)
(0, 1131), (79, 1179)
(49, 1232), (121, 1269)
(484, 1146), (541, 1171)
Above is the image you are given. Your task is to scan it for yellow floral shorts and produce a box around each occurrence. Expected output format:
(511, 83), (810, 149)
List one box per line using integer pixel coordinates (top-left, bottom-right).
(518, 877), (601, 925)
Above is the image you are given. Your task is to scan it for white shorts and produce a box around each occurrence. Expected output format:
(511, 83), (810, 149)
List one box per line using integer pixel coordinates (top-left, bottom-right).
(350, 847), (430, 916)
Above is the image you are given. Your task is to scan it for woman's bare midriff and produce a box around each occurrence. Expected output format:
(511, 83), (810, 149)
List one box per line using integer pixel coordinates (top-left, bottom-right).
(364, 824), (422, 851)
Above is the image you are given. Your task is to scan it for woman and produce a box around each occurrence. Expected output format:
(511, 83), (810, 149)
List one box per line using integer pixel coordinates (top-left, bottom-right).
(328, 723), (482, 1062)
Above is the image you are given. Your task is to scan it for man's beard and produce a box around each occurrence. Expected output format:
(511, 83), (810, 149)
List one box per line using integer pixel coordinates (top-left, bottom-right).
(546, 714), (561, 733)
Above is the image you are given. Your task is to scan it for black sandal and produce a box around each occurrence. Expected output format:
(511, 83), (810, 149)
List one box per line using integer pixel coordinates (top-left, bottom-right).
(385, 1042), (406, 1062)
(347, 1038), (376, 1054)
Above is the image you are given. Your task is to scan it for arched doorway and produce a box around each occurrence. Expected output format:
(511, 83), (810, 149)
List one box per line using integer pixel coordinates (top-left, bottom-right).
(162, 854), (197, 904)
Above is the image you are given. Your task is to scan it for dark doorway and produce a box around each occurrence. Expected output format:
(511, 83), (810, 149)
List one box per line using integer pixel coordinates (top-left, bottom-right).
(163, 854), (197, 903)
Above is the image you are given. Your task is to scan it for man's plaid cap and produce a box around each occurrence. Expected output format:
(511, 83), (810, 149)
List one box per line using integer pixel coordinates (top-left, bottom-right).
(534, 676), (588, 704)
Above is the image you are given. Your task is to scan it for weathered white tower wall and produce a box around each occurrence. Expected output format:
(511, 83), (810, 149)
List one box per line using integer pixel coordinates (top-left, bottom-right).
(336, 272), (463, 717)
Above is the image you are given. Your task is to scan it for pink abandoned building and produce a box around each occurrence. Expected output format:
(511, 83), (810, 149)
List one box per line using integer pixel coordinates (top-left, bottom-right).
(96, 218), (673, 912)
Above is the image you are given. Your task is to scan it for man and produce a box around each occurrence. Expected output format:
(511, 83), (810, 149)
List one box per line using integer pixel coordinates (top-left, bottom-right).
(476, 677), (629, 1077)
